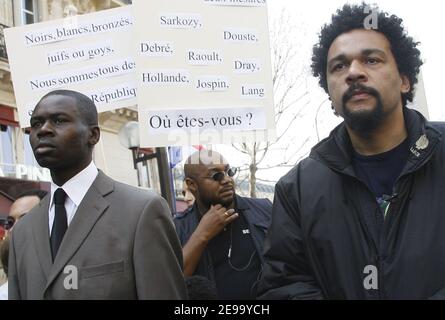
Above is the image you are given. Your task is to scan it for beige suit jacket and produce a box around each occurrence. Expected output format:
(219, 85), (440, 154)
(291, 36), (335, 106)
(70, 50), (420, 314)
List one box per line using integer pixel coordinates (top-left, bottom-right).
(8, 171), (187, 299)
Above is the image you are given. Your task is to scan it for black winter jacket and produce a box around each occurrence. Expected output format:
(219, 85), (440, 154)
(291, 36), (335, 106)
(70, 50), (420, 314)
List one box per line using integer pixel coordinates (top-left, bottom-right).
(258, 108), (445, 299)
(174, 195), (271, 281)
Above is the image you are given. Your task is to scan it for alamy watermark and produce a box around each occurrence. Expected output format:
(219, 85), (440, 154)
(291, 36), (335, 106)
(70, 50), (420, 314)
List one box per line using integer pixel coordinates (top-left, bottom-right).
(364, 6), (379, 30)
(63, 265), (78, 290)
(363, 265), (378, 290)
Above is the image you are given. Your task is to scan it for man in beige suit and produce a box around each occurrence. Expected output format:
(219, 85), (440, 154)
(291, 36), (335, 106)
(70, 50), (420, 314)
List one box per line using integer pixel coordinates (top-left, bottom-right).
(8, 90), (187, 299)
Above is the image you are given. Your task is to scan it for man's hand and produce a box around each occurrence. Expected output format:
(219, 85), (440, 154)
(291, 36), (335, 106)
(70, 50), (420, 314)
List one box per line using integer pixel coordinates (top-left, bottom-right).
(182, 204), (238, 276)
(194, 205), (239, 242)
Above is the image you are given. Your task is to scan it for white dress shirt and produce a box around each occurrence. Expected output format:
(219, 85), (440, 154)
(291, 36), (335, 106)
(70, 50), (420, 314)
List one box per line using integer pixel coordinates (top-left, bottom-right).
(48, 161), (98, 234)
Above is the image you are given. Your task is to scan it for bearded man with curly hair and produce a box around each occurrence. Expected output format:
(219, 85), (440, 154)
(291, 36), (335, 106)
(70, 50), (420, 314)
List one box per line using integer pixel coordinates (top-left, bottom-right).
(258, 3), (445, 299)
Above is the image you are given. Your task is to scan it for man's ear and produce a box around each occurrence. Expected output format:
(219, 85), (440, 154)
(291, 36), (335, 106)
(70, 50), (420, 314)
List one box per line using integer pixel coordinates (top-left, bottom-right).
(88, 126), (100, 146)
(185, 178), (197, 194)
(400, 74), (411, 94)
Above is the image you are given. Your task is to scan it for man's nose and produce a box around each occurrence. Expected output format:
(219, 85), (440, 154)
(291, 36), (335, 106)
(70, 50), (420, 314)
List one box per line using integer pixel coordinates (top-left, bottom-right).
(36, 120), (55, 137)
(346, 60), (368, 85)
(221, 173), (232, 184)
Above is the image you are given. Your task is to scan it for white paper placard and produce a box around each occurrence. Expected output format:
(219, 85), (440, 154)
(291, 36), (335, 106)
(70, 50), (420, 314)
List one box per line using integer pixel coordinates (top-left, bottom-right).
(203, 0), (267, 7)
(5, 6), (136, 127)
(133, 0), (275, 147)
(147, 106), (266, 134)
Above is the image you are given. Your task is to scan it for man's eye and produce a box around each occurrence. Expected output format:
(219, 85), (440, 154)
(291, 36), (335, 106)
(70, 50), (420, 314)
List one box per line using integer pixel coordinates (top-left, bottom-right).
(366, 57), (380, 64)
(55, 119), (66, 125)
(210, 171), (226, 182)
(333, 63), (346, 72)
(31, 121), (41, 128)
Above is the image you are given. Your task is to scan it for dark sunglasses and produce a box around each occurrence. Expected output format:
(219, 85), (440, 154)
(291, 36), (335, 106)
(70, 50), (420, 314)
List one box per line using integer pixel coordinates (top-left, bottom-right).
(206, 167), (238, 182)
(0, 216), (15, 231)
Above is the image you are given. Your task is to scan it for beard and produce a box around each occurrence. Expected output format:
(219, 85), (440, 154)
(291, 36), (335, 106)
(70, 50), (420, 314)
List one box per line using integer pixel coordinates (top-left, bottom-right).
(202, 193), (234, 209)
(209, 195), (234, 208)
(340, 83), (385, 134)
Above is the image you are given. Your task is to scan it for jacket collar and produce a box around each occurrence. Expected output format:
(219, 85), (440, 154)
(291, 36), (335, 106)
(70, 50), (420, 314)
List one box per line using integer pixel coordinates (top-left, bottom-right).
(402, 108), (441, 174)
(310, 107), (442, 176)
(234, 194), (249, 211)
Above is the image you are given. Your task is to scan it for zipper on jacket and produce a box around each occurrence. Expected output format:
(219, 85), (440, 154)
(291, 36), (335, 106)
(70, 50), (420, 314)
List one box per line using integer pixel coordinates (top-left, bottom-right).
(375, 189), (399, 300)
(377, 181), (411, 299)
(375, 255), (384, 299)
(347, 177), (386, 299)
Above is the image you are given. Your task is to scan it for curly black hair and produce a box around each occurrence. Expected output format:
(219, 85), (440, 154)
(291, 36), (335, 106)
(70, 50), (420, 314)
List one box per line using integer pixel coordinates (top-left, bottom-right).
(311, 2), (423, 107)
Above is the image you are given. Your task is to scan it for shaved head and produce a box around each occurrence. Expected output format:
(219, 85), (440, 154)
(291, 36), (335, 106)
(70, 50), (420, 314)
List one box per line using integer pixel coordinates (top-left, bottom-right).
(184, 150), (228, 179)
(183, 150), (235, 211)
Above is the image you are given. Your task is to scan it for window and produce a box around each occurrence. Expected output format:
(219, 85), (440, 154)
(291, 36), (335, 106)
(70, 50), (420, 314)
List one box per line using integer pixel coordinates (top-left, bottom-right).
(0, 125), (14, 173)
(23, 131), (39, 167)
(0, 24), (7, 60)
(21, 0), (37, 24)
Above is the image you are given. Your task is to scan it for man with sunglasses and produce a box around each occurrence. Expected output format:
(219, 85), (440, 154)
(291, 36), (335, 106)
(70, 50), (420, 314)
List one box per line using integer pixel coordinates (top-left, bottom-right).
(8, 190), (48, 225)
(0, 189), (47, 300)
(174, 150), (272, 299)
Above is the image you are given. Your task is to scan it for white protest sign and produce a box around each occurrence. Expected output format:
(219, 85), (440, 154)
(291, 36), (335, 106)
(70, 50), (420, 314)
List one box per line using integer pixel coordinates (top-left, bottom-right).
(5, 6), (136, 128)
(133, 0), (275, 147)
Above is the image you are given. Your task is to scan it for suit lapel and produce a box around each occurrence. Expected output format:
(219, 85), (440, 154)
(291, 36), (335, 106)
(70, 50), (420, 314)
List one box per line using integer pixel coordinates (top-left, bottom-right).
(44, 171), (114, 292)
(31, 196), (52, 279)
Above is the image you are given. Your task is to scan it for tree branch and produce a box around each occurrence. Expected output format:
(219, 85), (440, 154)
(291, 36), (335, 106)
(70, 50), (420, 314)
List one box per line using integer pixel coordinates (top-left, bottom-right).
(231, 143), (250, 155)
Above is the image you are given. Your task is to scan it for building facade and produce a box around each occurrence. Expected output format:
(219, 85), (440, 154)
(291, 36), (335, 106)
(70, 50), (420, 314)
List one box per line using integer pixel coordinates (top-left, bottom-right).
(0, 0), (165, 216)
